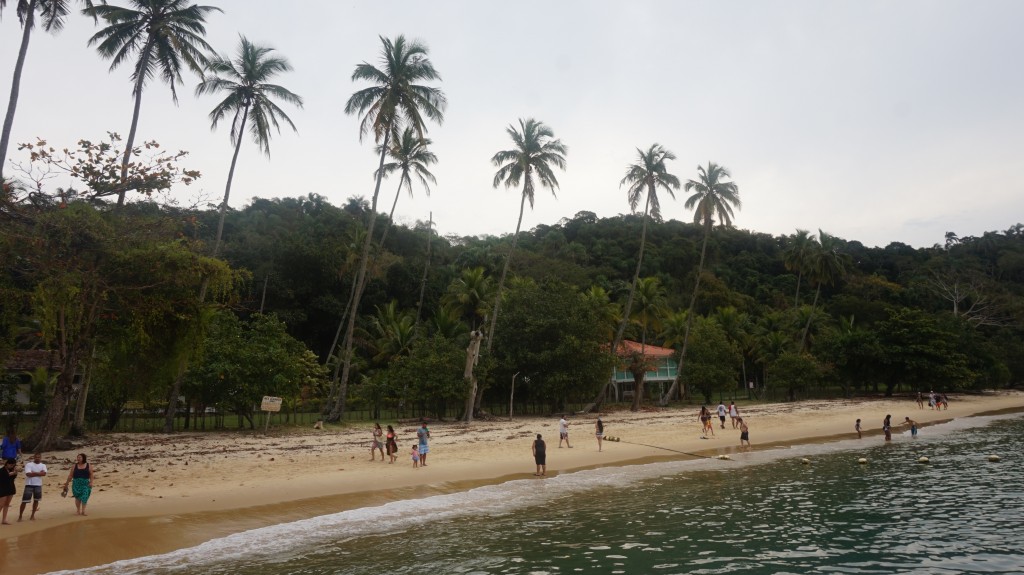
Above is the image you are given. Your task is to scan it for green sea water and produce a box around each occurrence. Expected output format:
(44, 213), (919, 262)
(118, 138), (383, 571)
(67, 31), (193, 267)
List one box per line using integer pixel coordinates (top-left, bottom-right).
(56, 412), (1024, 575)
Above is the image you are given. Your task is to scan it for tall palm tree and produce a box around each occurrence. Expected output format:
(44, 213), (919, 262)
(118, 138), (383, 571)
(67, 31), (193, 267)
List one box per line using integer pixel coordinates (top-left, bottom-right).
(442, 266), (494, 331)
(327, 35), (445, 422)
(662, 162), (741, 404)
(799, 229), (850, 352)
(487, 118), (567, 353)
(1, 0), (100, 182)
(195, 35), (303, 258)
(628, 276), (666, 411)
(784, 228), (813, 307)
(374, 126), (437, 253)
(86, 0), (220, 206)
(613, 144), (679, 354)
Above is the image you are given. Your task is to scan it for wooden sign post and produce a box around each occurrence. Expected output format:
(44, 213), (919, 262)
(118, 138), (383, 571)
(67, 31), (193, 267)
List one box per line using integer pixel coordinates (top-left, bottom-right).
(261, 396), (283, 434)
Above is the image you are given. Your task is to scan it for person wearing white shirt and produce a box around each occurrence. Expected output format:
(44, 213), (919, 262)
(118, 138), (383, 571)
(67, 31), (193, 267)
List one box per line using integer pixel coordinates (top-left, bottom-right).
(20, 452), (46, 521)
(558, 416), (572, 448)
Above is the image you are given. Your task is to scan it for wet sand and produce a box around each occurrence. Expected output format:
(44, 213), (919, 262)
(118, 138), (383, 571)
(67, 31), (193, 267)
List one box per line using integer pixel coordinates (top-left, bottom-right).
(2, 391), (1021, 574)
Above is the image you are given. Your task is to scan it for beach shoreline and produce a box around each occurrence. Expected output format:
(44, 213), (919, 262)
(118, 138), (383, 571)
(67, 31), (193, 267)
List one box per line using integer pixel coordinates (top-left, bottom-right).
(2, 391), (1022, 574)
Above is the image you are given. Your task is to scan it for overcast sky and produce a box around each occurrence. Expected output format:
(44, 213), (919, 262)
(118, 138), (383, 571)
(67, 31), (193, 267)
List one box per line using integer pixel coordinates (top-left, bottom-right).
(3, 0), (1023, 248)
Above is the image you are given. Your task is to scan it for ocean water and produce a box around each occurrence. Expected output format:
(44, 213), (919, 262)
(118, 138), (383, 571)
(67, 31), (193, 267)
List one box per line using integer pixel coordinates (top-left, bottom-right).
(53, 413), (1023, 575)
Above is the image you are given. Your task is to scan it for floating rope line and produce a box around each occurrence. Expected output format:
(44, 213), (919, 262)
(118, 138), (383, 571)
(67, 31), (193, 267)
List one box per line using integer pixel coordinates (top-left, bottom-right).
(609, 437), (735, 461)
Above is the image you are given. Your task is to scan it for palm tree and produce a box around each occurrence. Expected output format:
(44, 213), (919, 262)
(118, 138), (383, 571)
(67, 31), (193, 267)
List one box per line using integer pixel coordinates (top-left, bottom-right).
(783, 228), (813, 307)
(662, 162), (741, 404)
(1, 0), (101, 182)
(613, 144), (679, 354)
(442, 267), (494, 331)
(628, 276), (666, 411)
(328, 35), (446, 422)
(374, 126), (437, 252)
(195, 35), (303, 258)
(799, 229), (850, 352)
(86, 0), (221, 206)
(486, 118), (567, 354)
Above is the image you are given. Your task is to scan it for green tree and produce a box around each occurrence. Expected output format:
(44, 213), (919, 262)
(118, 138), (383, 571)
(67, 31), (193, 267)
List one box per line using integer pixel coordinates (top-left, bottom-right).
(86, 0), (221, 205)
(390, 334), (466, 419)
(680, 317), (742, 405)
(663, 162), (741, 404)
(442, 267), (493, 331)
(784, 228), (813, 307)
(487, 118), (567, 354)
(800, 229), (851, 352)
(329, 35), (446, 422)
(768, 351), (822, 402)
(195, 35), (303, 258)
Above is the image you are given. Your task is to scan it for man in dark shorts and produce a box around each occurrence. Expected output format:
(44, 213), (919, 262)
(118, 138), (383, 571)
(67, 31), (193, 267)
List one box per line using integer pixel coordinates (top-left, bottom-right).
(19, 452), (46, 521)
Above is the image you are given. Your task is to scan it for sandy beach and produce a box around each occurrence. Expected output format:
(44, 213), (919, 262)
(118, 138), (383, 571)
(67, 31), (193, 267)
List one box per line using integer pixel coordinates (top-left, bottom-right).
(2, 391), (1022, 574)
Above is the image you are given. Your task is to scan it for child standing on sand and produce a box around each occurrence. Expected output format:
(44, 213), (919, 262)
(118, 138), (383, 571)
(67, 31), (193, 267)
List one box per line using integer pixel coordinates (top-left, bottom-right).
(411, 445), (420, 468)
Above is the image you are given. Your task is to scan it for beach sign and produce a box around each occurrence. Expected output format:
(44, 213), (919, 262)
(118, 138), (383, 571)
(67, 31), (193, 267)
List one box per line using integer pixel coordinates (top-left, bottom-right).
(261, 396), (283, 412)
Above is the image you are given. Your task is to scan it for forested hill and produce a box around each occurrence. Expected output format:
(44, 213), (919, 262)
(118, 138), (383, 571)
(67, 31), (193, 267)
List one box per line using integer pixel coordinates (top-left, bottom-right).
(208, 194), (1024, 391)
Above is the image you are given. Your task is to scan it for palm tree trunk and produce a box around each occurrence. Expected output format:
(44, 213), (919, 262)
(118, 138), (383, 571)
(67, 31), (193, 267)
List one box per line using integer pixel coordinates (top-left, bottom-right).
(375, 178), (404, 255)
(414, 212), (432, 326)
(794, 270), (803, 308)
(800, 282), (821, 353)
(0, 0), (36, 183)
(592, 193), (651, 410)
(661, 219), (712, 405)
(327, 130), (391, 422)
(118, 45), (153, 206)
(485, 188), (528, 354)
(212, 104), (249, 258)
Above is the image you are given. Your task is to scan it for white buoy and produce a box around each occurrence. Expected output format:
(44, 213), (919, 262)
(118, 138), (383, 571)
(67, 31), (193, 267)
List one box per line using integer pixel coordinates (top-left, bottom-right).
(858, 458), (868, 464)
(717, 454), (731, 460)
(988, 455), (1001, 463)
(918, 456), (930, 464)
(800, 458), (811, 465)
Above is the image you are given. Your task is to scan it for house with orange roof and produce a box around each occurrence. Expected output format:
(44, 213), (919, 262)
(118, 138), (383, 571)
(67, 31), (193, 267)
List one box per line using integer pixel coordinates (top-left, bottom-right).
(610, 340), (678, 401)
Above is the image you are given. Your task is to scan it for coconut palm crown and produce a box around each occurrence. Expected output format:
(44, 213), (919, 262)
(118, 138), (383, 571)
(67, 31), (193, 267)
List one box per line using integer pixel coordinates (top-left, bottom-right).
(684, 162), (741, 228)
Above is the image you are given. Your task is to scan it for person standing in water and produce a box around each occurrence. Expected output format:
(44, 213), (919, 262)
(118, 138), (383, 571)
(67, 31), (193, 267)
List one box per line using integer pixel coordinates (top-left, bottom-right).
(883, 414), (892, 442)
(855, 419), (862, 439)
(739, 418), (751, 447)
(532, 434), (547, 476)
(905, 417), (919, 437)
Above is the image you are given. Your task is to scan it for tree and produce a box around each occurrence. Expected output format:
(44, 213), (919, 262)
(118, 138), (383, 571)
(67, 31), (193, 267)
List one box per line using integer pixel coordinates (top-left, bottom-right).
(487, 118), (567, 354)
(612, 144), (679, 359)
(783, 228), (813, 307)
(1, 0), (103, 182)
(799, 229), (851, 352)
(680, 317), (742, 405)
(195, 35), (303, 258)
(442, 267), (493, 331)
(328, 35), (446, 422)
(662, 162), (740, 404)
(86, 0), (221, 205)
(375, 126), (437, 253)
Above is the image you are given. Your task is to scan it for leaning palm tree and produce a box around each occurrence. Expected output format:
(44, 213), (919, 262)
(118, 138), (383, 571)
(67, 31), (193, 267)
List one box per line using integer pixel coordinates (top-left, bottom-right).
(326, 35), (446, 423)
(86, 0), (220, 205)
(374, 126), (437, 252)
(612, 144), (679, 355)
(487, 118), (567, 353)
(1, 0), (101, 182)
(195, 35), (303, 258)
(661, 162), (741, 404)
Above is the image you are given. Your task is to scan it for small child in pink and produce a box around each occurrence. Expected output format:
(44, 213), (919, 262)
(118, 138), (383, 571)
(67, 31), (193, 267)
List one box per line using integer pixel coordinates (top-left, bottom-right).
(411, 445), (420, 468)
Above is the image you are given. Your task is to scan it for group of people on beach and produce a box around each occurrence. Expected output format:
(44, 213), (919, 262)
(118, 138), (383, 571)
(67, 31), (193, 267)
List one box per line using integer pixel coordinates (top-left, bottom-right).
(856, 413), (921, 441)
(918, 391), (949, 410)
(698, 402), (749, 446)
(531, 415), (607, 476)
(368, 422), (431, 468)
(1, 429), (95, 524)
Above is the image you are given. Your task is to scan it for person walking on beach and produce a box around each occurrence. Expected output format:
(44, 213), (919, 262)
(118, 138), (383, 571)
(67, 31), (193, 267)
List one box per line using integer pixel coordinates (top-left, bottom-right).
(699, 406), (714, 438)
(595, 417), (605, 452)
(916, 392), (924, 410)
(558, 416), (572, 448)
(883, 415), (892, 442)
(905, 417), (919, 438)
(63, 453), (93, 516)
(928, 391), (937, 410)
(855, 418), (862, 439)
(729, 402), (740, 429)
(0, 458), (17, 525)
(411, 445), (420, 468)
(385, 425), (399, 464)
(717, 402), (727, 429)
(532, 433), (547, 476)
(417, 422), (431, 466)
(1, 429), (21, 461)
(738, 418), (751, 447)
(19, 452), (46, 521)
(370, 423), (385, 461)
